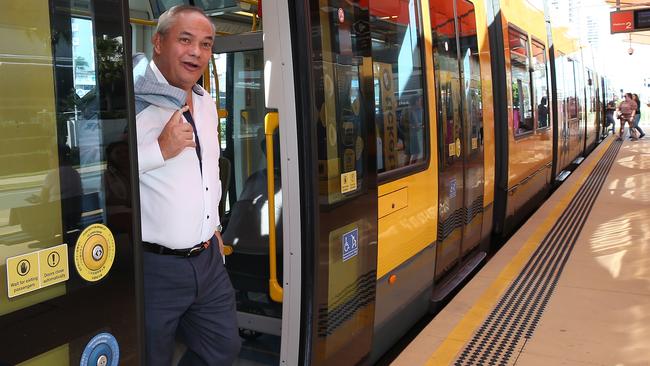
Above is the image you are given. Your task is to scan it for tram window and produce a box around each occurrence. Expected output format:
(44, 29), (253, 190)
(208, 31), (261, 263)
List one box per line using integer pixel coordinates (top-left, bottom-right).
(208, 53), (227, 151)
(572, 61), (584, 120)
(555, 52), (567, 123)
(458, 1), (483, 153)
(371, 0), (428, 176)
(531, 40), (549, 129)
(508, 27), (533, 136)
(565, 58), (578, 120)
(309, 4), (371, 206)
(431, 0), (462, 170)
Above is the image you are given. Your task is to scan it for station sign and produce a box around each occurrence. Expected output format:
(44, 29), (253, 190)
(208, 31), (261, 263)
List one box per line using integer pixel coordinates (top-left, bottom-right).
(611, 8), (650, 34)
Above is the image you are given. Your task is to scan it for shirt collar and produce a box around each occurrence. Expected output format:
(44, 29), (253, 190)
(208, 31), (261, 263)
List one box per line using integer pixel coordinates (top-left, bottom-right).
(150, 60), (204, 96)
(150, 60), (168, 84)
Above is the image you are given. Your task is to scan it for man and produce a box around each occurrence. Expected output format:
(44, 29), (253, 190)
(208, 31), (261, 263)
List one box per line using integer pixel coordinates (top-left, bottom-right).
(134, 5), (240, 365)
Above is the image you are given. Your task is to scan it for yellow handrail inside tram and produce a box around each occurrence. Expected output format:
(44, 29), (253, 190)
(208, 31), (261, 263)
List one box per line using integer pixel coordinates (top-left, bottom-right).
(264, 111), (282, 303)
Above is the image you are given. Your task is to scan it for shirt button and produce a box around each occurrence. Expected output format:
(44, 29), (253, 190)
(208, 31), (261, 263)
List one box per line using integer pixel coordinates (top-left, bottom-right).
(206, 187), (208, 191)
(207, 215), (210, 219)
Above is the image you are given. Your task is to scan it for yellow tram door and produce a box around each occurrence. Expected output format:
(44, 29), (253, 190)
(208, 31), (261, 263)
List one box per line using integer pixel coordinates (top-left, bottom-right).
(430, 0), (486, 284)
(1, 1), (143, 365)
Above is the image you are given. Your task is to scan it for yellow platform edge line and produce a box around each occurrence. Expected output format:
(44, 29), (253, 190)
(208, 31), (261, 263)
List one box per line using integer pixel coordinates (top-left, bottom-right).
(425, 136), (616, 366)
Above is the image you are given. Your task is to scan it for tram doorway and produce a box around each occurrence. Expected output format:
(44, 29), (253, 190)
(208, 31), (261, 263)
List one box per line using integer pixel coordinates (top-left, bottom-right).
(212, 32), (285, 364)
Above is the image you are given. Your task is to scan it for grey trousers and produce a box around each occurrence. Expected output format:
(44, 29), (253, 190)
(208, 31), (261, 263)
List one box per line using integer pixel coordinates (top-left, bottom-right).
(143, 237), (241, 365)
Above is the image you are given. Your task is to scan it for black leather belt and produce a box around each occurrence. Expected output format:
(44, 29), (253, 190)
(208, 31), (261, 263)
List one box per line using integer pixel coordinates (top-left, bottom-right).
(142, 240), (210, 257)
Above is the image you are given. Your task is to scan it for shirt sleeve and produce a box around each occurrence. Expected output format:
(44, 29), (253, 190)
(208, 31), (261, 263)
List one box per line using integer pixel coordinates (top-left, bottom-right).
(138, 140), (165, 174)
(136, 109), (166, 174)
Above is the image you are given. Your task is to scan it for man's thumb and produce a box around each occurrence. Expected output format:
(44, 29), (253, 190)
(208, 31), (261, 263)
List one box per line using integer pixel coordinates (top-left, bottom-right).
(175, 105), (190, 124)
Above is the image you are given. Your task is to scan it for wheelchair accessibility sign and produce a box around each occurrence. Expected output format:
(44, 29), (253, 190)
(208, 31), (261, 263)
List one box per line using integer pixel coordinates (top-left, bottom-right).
(342, 229), (359, 262)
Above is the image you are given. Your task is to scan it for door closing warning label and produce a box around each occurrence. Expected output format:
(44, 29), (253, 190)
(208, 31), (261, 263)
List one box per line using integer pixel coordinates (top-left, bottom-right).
(5, 244), (69, 299)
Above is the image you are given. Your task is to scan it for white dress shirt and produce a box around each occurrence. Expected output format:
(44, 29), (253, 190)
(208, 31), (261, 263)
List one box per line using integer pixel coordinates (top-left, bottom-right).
(136, 61), (221, 249)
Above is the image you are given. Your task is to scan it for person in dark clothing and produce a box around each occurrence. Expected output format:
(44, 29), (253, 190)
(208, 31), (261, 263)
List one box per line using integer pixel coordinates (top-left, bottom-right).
(631, 93), (645, 139)
(537, 96), (548, 127)
(605, 100), (616, 136)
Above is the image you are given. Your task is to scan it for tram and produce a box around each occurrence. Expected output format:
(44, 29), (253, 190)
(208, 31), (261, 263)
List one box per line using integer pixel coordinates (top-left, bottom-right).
(0, 0), (608, 365)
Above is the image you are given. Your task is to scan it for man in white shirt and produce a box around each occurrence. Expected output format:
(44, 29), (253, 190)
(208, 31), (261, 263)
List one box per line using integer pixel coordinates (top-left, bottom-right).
(135, 5), (240, 365)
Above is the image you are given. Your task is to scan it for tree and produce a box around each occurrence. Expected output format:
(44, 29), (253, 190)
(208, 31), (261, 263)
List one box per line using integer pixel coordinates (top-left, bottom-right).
(75, 56), (89, 70)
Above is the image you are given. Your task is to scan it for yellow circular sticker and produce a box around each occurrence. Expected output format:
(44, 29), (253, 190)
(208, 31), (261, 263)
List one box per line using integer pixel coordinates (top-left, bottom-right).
(455, 137), (462, 158)
(74, 224), (115, 282)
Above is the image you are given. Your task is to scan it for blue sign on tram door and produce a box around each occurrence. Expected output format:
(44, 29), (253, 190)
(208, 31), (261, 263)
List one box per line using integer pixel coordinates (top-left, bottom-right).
(342, 228), (359, 262)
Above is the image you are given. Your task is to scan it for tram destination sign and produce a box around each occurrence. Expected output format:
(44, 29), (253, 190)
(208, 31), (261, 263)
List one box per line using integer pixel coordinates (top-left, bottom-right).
(611, 8), (650, 34)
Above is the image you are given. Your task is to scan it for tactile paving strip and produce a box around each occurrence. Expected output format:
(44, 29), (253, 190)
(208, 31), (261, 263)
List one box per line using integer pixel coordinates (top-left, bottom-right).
(454, 140), (622, 366)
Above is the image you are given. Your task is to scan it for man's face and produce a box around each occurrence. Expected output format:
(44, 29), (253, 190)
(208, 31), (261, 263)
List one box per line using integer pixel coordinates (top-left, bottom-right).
(153, 11), (214, 91)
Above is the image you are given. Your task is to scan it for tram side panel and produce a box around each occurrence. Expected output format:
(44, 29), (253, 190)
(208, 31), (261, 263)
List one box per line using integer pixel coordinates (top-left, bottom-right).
(495, 1), (553, 236)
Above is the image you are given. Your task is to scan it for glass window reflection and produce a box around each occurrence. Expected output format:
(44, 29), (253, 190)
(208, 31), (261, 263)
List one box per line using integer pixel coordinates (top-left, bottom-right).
(509, 28), (533, 136)
(531, 40), (549, 129)
(371, 0), (427, 174)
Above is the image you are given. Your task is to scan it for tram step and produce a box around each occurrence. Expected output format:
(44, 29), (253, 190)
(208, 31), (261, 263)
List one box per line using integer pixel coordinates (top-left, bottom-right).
(555, 170), (572, 182)
(431, 250), (487, 303)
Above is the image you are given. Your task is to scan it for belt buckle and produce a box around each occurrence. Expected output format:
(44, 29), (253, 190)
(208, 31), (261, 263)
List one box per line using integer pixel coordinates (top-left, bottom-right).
(187, 241), (209, 257)
(187, 246), (203, 257)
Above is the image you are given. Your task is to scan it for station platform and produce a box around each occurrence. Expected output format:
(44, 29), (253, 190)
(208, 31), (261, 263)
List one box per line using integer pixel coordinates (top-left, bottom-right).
(393, 132), (650, 365)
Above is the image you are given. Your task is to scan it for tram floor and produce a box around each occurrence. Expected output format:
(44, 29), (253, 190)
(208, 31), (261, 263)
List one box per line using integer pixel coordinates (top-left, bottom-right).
(234, 334), (280, 366)
(172, 334), (280, 366)
(392, 131), (650, 365)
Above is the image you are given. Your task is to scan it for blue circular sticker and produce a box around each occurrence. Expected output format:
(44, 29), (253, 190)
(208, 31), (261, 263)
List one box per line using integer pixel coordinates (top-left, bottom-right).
(80, 332), (119, 366)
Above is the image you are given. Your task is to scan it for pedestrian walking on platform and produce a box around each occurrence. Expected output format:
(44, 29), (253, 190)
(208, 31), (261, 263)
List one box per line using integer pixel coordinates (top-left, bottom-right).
(631, 93), (645, 139)
(617, 93), (637, 141)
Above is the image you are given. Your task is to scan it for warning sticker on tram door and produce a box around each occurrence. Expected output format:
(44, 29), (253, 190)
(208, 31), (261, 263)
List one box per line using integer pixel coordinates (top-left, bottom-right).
(5, 244), (69, 298)
(6, 252), (40, 298)
(39, 244), (69, 287)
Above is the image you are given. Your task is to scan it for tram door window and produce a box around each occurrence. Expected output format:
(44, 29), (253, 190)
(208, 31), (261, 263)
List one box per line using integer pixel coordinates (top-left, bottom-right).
(531, 40), (550, 129)
(432, 0), (463, 278)
(457, 0), (484, 256)
(554, 51), (570, 169)
(586, 69), (595, 140)
(370, 0), (427, 175)
(0, 1), (141, 364)
(565, 58), (580, 162)
(509, 27), (534, 137)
